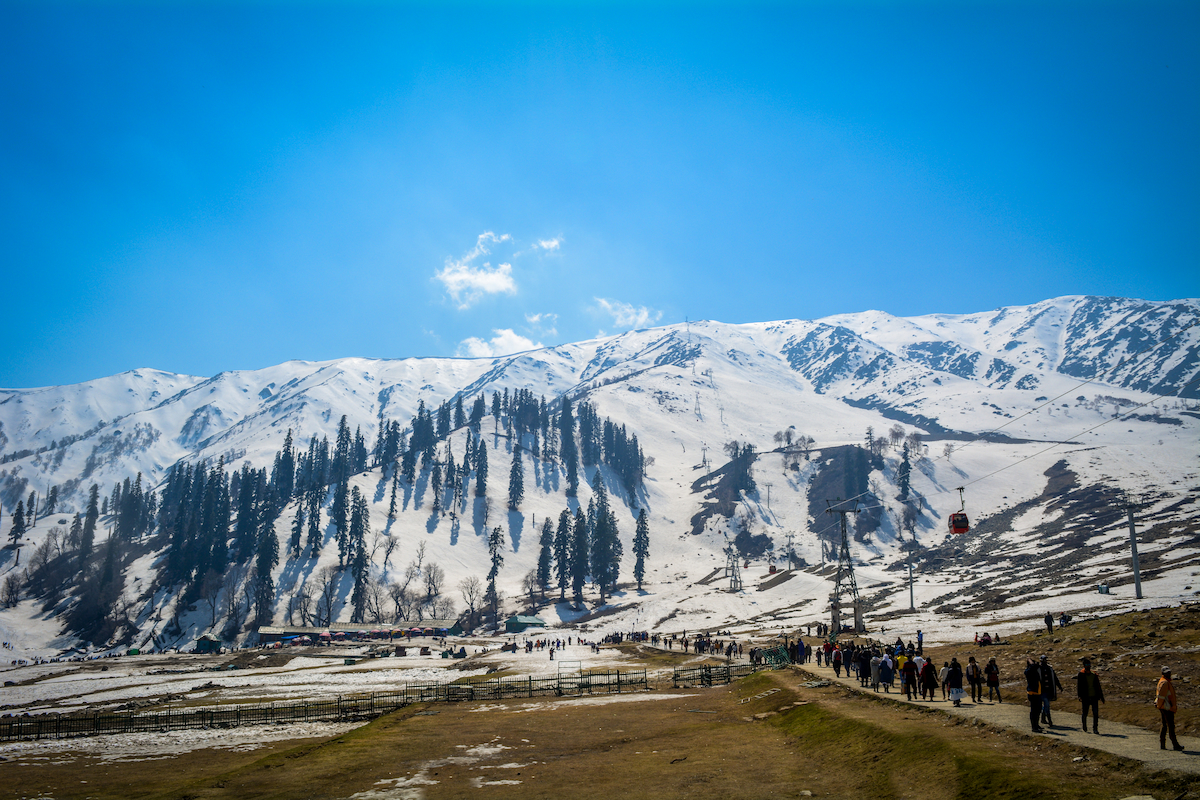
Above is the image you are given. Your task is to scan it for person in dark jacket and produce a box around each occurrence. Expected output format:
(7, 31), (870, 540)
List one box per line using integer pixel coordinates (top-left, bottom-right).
(919, 658), (939, 701)
(901, 657), (919, 700)
(947, 657), (965, 706)
(984, 657), (1002, 703)
(1025, 658), (1044, 733)
(1039, 655), (1064, 726)
(1075, 657), (1105, 733)
(965, 655), (983, 703)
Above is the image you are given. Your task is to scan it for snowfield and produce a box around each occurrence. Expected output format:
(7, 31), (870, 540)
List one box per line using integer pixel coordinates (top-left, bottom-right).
(0, 295), (1196, 686)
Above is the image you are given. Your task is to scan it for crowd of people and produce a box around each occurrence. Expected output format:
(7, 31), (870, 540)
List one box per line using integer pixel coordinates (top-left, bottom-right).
(805, 628), (1186, 752)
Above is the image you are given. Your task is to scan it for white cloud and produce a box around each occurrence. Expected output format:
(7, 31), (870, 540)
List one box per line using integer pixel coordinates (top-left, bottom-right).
(594, 297), (662, 329)
(434, 232), (517, 309)
(525, 312), (559, 336)
(456, 329), (543, 358)
(533, 237), (561, 251)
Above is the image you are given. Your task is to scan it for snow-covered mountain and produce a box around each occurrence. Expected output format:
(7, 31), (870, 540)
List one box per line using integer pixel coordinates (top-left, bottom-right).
(1, 295), (1197, 656)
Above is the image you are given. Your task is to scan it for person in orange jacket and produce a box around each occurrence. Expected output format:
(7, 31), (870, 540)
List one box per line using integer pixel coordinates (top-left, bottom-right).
(1156, 666), (1184, 751)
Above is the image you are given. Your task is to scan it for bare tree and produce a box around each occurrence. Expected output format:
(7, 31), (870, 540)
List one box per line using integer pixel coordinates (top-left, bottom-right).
(222, 563), (249, 634)
(888, 424), (905, 450)
(431, 596), (456, 619)
(942, 443), (955, 460)
(796, 434), (815, 460)
(521, 569), (539, 611)
(293, 584), (313, 626)
(46, 526), (65, 560)
(381, 534), (398, 571)
(784, 426), (796, 447)
(2, 572), (22, 608)
(422, 562), (445, 602)
(365, 577), (388, 624)
(458, 575), (482, 629)
(200, 568), (223, 629)
(314, 566), (340, 627)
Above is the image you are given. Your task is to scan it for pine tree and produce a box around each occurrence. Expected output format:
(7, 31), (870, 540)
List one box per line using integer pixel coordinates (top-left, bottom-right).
(387, 471), (399, 520)
(401, 444), (417, 484)
(633, 508), (650, 590)
(430, 462), (443, 514)
(333, 476), (350, 565)
(68, 513), (83, 550)
(289, 502), (305, 559)
(507, 443), (524, 510)
(475, 441), (488, 497)
(486, 525), (506, 623)
(349, 488), (370, 622)
(897, 443), (912, 502)
(7, 500), (25, 547)
(554, 509), (572, 600)
(560, 396), (579, 496)
(454, 395), (466, 429)
(81, 484), (99, 567)
(537, 517), (554, 598)
(306, 491), (322, 557)
(588, 479), (621, 604)
(570, 507), (588, 604)
(254, 515), (279, 625)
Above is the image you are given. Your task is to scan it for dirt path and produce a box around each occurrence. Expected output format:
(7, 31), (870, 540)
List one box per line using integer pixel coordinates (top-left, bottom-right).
(796, 661), (1200, 776)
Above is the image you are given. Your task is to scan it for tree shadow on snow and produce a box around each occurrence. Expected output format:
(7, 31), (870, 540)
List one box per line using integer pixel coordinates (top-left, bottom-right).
(507, 509), (525, 552)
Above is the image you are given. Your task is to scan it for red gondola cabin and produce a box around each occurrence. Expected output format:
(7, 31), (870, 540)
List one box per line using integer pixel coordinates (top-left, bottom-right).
(948, 512), (970, 534)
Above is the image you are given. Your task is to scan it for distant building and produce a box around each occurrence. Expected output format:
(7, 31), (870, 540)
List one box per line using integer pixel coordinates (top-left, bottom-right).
(504, 615), (547, 634)
(194, 633), (223, 654)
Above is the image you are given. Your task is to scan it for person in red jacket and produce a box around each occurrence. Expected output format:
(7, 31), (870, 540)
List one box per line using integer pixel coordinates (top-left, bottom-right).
(1157, 666), (1184, 751)
(1074, 657), (1104, 733)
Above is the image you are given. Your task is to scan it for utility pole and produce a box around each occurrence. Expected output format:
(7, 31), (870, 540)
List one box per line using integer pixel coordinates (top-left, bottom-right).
(784, 530), (796, 569)
(900, 511), (916, 611)
(763, 482), (773, 512)
(1125, 495), (1143, 600)
(826, 499), (863, 635)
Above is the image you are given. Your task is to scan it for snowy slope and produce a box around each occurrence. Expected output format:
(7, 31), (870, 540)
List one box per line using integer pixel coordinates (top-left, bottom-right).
(1, 295), (1197, 658)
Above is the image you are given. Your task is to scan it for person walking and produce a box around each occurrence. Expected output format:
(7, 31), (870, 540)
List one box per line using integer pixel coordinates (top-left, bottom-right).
(1039, 655), (1064, 727)
(901, 656), (919, 700)
(947, 657), (966, 707)
(870, 651), (882, 692)
(966, 656), (983, 703)
(1025, 658), (1044, 733)
(1074, 657), (1104, 734)
(1044, 612), (1054, 634)
(879, 654), (894, 693)
(984, 657), (1002, 703)
(1157, 667), (1185, 751)
(920, 658), (939, 701)
(939, 661), (950, 700)
(832, 647), (843, 677)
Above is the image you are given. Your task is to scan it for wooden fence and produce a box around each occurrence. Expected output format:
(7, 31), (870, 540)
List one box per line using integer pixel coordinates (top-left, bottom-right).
(0, 669), (648, 742)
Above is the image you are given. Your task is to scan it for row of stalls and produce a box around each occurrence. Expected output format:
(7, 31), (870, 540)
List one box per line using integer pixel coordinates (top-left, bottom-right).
(256, 618), (464, 647)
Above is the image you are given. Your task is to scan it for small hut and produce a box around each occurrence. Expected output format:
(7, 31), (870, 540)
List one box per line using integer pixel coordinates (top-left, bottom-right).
(504, 615), (546, 634)
(194, 633), (223, 654)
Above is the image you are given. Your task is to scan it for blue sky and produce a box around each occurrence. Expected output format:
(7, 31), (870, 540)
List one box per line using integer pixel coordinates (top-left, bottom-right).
(2, 1), (1197, 389)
